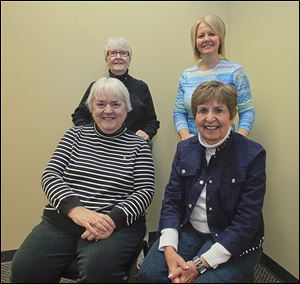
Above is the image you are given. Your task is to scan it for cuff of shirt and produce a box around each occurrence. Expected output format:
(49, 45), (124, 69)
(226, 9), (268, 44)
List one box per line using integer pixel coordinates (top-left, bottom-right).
(59, 197), (83, 217)
(158, 228), (179, 251)
(201, 242), (231, 269)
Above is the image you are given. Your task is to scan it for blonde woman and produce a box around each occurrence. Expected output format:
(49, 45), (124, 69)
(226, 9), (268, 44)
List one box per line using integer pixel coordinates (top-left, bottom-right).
(174, 15), (255, 140)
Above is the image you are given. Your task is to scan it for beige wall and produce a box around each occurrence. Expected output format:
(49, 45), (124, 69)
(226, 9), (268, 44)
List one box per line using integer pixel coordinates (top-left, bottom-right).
(1, 1), (298, 278)
(230, 1), (299, 278)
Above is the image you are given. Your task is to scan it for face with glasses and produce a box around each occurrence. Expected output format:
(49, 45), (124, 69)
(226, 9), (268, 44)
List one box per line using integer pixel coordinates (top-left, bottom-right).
(91, 92), (127, 134)
(105, 48), (131, 76)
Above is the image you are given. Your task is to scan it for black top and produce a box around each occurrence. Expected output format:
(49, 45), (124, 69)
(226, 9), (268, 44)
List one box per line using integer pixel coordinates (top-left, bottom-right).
(71, 70), (160, 140)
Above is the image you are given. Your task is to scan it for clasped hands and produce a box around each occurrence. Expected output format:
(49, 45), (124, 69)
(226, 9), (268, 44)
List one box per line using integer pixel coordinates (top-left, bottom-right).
(164, 246), (199, 283)
(68, 206), (116, 241)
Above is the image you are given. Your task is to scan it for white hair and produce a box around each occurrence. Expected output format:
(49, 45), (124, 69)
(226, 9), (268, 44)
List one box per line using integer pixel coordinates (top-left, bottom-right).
(104, 36), (132, 58)
(86, 77), (132, 113)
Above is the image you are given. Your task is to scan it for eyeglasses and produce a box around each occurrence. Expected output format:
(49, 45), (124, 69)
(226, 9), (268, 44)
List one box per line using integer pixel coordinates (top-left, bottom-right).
(107, 50), (129, 57)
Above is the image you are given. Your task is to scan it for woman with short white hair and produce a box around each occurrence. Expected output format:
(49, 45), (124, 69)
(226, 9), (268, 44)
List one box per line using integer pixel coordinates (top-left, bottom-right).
(11, 77), (155, 283)
(72, 36), (160, 142)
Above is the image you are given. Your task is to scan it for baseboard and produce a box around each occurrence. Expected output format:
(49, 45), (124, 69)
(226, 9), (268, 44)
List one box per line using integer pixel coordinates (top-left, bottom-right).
(260, 253), (299, 283)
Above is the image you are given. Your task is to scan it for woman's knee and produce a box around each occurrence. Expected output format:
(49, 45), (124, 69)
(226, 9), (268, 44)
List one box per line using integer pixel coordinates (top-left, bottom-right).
(137, 242), (169, 282)
(10, 252), (59, 283)
(137, 266), (157, 283)
(10, 253), (27, 282)
(78, 259), (128, 283)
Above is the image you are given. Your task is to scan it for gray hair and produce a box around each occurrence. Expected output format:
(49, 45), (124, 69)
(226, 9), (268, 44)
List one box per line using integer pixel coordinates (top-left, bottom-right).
(191, 15), (226, 61)
(86, 77), (132, 113)
(104, 36), (132, 58)
(191, 81), (237, 120)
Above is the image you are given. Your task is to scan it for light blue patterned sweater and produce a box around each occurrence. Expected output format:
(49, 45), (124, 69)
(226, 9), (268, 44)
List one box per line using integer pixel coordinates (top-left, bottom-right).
(173, 60), (255, 135)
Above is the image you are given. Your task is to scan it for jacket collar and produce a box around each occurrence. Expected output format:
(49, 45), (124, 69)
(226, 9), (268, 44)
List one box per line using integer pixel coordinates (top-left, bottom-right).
(191, 131), (233, 156)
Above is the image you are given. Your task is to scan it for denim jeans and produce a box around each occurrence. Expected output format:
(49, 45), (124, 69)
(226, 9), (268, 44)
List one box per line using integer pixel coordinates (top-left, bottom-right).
(11, 216), (145, 283)
(138, 223), (262, 283)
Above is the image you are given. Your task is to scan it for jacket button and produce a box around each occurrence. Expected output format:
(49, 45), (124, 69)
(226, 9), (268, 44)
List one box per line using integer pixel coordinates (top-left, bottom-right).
(188, 204), (192, 208)
(209, 180), (212, 184)
(231, 178), (236, 183)
(199, 180), (204, 185)
(208, 207), (213, 211)
(181, 169), (186, 174)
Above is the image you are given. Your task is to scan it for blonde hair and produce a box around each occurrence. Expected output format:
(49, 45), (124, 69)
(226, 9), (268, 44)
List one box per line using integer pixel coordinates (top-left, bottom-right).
(191, 15), (226, 61)
(191, 81), (237, 120)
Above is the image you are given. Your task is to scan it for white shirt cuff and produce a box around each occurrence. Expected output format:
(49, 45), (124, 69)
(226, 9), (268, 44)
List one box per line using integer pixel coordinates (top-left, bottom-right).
(201, 242), (231, 269)
(158, 228), (179, 251)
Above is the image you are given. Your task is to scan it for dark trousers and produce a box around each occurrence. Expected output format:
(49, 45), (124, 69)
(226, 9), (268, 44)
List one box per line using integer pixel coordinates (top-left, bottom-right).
(11, 216), (145, 283)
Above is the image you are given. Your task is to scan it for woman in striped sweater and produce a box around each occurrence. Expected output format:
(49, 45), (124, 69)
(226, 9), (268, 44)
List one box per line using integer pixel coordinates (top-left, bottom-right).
(11, 77), (155, 283)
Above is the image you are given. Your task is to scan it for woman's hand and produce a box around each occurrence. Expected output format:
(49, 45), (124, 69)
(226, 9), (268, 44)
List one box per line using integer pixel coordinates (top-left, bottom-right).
(164, 246), (189, 283)
(171, 257), (210, 283)
(81, 227), (114, 241)
(171, 260), (199, 283)
(135, 130), (149, 141)
(178, 129), (194, 140)
(68, 206), (115, 240)
(238, 128), (249, 137)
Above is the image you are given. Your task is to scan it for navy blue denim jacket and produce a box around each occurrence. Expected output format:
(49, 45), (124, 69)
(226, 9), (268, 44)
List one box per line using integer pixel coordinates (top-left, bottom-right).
(159, 132), (266, 257)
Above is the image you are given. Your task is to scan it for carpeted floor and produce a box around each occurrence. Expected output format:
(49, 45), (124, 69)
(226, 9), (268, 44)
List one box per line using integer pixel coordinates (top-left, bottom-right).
(1, 260), (283, 283)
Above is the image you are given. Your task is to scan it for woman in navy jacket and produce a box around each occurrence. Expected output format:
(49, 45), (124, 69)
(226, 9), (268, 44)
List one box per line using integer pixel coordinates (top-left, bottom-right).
(138, 81), (266, 283)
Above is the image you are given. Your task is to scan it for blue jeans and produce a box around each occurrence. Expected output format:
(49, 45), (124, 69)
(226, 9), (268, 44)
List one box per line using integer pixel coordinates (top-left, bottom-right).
(138, 223), (262, 283)
(11, 215), (145, 283)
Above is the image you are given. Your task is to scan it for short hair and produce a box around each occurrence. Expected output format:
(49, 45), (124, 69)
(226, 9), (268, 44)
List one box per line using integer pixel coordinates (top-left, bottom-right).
(104, 36), (132, 58)
(191, 15), (226, 61)
(191, 81), (237, 120)
(86, 77), (132, 113)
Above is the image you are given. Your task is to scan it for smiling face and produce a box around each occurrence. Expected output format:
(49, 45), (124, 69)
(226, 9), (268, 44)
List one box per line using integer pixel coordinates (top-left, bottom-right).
(105, 48), (131, 76)
(196, 23), (220, 57)
(91, 92), (127, 134)
(195, 99), (232, 145)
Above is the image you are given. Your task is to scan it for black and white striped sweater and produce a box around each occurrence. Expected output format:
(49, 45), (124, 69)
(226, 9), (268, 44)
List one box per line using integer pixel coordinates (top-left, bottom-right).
(41, 123), (155, 229)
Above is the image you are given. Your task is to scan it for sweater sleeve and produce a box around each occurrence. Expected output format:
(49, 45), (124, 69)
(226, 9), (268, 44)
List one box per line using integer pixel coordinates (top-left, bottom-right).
(158, 228), (179, 251)
(109, 142), (155, 228)
(71, 82), (95, 126)
(233, 67), (255, 132)
(173, 72), (189, 132)
(201, 242), (231, 269)
(41, 128), (83, 216)
(142, 85), (160, 140)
